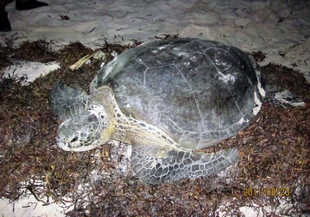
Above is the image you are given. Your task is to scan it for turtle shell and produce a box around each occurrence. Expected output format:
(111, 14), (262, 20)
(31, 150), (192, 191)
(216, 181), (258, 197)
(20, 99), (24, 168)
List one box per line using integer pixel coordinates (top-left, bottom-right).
(90, 38), (265, 150)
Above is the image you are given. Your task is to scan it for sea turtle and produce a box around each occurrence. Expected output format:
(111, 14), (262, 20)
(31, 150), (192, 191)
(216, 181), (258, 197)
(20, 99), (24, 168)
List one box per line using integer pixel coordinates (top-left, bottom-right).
(50, 38), (266, 184)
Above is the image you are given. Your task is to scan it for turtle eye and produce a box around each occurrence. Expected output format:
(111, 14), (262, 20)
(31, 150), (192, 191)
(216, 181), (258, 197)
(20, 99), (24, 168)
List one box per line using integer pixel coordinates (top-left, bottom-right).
(70, 136), (79, 143)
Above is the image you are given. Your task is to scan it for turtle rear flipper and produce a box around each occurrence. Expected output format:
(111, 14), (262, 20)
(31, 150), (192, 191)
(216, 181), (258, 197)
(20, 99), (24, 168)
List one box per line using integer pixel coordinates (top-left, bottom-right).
(265, 85), (305, 107)
(50, 81), (90, 121)
(131, 144), (239, 184)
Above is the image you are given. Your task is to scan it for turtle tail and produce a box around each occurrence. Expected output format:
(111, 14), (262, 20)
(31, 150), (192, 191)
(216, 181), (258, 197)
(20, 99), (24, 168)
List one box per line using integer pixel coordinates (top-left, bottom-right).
(131, 144), (239, 184)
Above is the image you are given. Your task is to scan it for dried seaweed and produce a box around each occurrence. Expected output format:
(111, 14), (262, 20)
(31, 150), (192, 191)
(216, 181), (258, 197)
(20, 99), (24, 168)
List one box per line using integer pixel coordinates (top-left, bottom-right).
(12, 40), (56, 63)
(0, 40), (309, 216)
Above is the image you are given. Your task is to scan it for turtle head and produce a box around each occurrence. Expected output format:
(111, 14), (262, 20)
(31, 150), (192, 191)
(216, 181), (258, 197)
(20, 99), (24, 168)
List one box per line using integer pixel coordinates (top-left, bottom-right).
(56, 104), (113, 152)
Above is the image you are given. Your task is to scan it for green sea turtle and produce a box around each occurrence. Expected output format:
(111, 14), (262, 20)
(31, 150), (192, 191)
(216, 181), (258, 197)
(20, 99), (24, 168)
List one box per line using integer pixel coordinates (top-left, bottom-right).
(50, 38), (266, 184)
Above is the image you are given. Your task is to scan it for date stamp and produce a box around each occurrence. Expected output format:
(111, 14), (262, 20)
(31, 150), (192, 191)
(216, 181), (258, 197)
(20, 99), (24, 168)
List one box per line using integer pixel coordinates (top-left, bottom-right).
(244, 187), (290, 197)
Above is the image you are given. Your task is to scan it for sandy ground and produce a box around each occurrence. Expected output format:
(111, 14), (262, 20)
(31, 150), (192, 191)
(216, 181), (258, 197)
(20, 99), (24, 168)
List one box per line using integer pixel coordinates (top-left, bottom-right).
(0, 0), (309, 216)
(1, 0), (310, 81)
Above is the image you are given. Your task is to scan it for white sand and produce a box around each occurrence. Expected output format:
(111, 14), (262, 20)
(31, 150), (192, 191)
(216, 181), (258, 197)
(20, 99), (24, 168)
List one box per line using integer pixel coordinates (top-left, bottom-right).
(0, 0), (309, 216)
(0, 196), (68, 217)
(1, 0), (310, 81)
(3, 61), (60, 83)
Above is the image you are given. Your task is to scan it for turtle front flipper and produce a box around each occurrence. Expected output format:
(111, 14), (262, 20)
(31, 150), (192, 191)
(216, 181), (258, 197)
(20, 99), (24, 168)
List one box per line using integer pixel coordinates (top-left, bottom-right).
(131, 144), (239, 184)
(50, 81), (91, 121)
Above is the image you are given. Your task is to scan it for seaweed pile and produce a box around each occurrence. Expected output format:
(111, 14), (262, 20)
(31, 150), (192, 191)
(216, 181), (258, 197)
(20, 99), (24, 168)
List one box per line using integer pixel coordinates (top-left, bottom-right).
(0, 39), (309, 216)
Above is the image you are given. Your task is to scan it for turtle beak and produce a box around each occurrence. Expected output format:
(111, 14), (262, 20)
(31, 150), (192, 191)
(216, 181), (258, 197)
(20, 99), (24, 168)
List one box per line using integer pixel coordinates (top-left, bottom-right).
(56, 136), (72, 151)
